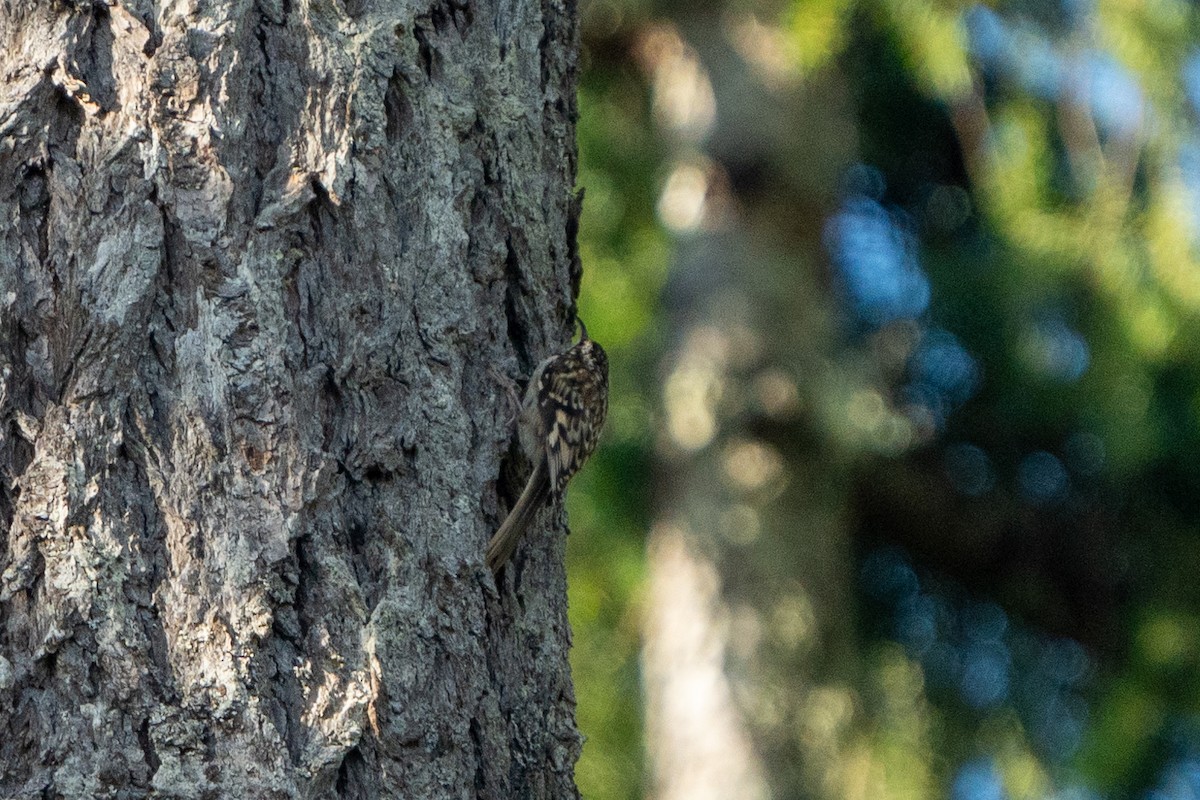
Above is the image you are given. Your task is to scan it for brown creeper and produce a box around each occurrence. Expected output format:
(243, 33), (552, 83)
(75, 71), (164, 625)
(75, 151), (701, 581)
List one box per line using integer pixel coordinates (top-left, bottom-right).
(486, 320), (609, 574)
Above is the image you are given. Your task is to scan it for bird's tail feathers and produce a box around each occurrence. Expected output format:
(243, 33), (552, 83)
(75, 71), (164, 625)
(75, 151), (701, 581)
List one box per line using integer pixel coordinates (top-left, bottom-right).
(486, 459), (550, 574)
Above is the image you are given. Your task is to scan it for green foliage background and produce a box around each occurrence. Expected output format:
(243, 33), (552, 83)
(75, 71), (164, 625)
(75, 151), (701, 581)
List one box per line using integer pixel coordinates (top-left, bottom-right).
(568, 1), (1200, 798)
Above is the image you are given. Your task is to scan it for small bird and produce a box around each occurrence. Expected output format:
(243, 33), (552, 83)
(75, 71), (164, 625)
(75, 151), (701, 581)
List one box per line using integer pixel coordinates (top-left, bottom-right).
(486, 320), (609, 574)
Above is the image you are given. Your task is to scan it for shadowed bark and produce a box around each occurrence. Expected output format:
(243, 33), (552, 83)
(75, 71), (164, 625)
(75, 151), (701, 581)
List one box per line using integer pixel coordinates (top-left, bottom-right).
(0, 0), (584, 797)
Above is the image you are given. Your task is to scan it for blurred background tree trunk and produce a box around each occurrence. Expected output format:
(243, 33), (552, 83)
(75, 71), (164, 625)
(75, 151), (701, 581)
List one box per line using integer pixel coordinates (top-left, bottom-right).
(0, 1), (584, 797)
(637, 15), (868, 799)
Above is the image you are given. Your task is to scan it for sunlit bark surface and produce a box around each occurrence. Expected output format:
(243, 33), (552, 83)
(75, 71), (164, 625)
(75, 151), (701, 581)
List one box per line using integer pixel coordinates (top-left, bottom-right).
(0, 1), (584, 796)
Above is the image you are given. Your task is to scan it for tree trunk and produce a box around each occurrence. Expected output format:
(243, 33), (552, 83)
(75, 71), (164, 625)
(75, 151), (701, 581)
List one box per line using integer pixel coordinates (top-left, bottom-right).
(641, 16), (863, 800)
(0, 1), (583, 797)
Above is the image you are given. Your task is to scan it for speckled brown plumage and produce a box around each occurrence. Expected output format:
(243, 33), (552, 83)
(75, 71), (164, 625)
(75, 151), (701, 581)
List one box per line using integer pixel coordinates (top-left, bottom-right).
(486, 321), (609, 574)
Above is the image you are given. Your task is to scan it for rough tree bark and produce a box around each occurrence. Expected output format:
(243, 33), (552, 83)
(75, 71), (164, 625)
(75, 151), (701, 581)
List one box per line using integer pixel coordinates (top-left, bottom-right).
(0, 0), (584, 797)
